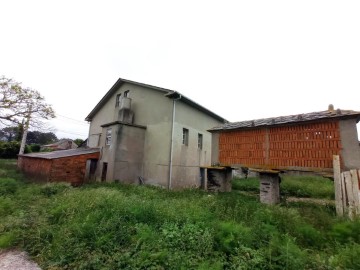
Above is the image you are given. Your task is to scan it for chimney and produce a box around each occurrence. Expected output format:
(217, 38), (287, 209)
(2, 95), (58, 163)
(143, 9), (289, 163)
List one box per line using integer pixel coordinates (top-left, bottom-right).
(118, 97), (134, 124)
(328, 104), (334, 111)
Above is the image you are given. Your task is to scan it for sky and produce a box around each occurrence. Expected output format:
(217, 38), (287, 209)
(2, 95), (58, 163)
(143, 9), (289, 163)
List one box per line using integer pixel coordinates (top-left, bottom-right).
(1, 0), (359, 140)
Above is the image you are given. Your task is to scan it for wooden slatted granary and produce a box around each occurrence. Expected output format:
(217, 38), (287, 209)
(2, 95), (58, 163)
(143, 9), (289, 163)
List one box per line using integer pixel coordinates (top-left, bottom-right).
(209, 106), (360, 175)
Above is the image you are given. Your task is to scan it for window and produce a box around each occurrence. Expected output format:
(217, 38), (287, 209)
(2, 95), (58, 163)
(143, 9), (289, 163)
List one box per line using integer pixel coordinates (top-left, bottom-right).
(105, 128), (112, 145)
(124, 90), (130, 97)
(198, 133), (203, 149)
(115, 94), (121, 107)
(182, 128), (189, 146)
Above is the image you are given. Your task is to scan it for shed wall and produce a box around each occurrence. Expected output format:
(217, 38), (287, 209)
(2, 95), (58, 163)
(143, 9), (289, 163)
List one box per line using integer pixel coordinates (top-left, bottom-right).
(18, 152), (99, 185)
(49, 152), (100, 185)
(17, 157), (52, 182)
(218, 120), (341, 171)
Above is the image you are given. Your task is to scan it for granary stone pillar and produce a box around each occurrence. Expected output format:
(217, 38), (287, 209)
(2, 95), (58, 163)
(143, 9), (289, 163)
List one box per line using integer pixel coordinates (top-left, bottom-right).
(259, 172), (280, 204)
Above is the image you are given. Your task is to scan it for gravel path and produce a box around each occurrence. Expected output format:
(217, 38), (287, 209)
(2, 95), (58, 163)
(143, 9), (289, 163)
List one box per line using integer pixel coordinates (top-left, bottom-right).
(0, 250), (41, 270)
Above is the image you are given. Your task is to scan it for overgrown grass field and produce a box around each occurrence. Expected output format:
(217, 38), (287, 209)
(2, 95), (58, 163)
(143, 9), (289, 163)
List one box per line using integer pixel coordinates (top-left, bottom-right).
(1, 159), (360, 269)
(232, 174), (335, 199)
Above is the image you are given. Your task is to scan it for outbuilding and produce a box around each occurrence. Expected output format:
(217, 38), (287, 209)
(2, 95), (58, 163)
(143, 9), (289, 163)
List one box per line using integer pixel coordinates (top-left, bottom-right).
(210, 106), (360, 174)
(17, 148), (100, 186)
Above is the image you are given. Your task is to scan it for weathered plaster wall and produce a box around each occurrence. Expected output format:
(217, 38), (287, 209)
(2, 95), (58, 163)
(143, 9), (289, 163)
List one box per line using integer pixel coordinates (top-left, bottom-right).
(211, 132), (219, 165)
(170, 101), (225, 189)
(339, 118), (360, 170)
(88, 82), (225, 188)
(113, 124), (146, 183)
(88, 83), (173, 185)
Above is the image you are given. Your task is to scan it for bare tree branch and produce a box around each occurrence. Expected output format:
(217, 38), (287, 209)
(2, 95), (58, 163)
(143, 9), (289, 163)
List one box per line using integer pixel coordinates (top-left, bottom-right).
(0, 76), (55, 129)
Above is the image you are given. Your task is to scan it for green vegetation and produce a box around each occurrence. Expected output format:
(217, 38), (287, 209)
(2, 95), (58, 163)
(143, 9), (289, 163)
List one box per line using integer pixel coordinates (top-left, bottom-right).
(1, 159), (360, 269)
(0, 141), (31, 158)
(233, 174), (335, 199)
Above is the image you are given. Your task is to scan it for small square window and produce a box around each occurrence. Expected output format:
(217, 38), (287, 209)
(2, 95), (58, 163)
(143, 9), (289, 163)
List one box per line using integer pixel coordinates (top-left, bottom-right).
(115, 94), (121, 107)
(124, 90), (130, 97)
(182, 128), (189, 146)
(105, 128), (112, 145)
(198, 133), (203, 149)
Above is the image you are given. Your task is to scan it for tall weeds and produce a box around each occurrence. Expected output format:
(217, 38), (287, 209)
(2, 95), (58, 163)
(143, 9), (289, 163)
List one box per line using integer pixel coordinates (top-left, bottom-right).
(0, 159), (359, 269)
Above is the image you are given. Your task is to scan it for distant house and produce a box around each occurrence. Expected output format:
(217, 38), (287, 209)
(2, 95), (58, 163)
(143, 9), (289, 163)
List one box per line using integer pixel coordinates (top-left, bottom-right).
(85, 78), (227, 188)
(41, 139), (78, 151)
(18, 148), (100, 186)
(209, 105), (360, 174)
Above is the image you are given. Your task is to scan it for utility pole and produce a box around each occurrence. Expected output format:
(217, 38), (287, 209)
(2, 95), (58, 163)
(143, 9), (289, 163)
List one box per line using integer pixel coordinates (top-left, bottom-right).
(19, 105), (32, 155)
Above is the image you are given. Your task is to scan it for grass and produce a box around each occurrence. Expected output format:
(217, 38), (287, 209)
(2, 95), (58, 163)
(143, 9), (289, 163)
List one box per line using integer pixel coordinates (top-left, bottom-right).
(1, 159), (359, 269)
(232, 174), (335, 199)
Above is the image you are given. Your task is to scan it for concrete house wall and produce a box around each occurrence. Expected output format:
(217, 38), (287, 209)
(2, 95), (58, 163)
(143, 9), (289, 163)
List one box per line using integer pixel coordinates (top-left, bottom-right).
(170, 101), (224, 188)
(87, 79), (226, 188)
(99, 123), (146, 183)
(88, 82), (174, 185)
(339, 118), (360, 170)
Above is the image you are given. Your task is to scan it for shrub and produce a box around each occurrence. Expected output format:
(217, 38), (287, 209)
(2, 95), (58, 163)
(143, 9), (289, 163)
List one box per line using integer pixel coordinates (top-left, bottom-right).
(0, 141), (31, 158)
(331, 219), (360, 244)
(29, 144), (41, 152)
(0, 231), (17, 248)
(40, 182), (71, 197)
(267, 234), (307, 270)
(227, 246), (267, 269)
(330, 243), (360, 269)
(0, 178), (19, 195)
(215, 222), (254, 254)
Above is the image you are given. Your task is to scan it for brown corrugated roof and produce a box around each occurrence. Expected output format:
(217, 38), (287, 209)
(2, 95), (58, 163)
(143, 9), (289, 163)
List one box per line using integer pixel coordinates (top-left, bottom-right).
(18, 148), (100, 160)
(209, 109), (360, 131)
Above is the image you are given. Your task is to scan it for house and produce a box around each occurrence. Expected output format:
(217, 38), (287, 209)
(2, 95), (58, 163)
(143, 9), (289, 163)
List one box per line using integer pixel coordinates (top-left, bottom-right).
(17, 148), (100, 186)
(209, 105), (360, 174)
(41, 139), (78, 151)
(85, 78), (227, 189)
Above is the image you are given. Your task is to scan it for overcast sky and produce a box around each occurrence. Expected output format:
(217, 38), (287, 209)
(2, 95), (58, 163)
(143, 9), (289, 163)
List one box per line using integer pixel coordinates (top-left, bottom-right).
(1, 0), (359, 139)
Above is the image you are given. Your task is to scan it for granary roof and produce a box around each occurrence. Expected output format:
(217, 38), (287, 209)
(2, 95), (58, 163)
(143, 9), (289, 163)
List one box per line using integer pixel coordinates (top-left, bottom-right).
(209, 108), (360, 132)
(18, 148), (100, 160)
(85, 77), (227, 123)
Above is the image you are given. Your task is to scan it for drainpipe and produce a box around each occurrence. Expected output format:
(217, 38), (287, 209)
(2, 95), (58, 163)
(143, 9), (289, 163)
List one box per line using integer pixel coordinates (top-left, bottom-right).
(169, 94), (181, 189)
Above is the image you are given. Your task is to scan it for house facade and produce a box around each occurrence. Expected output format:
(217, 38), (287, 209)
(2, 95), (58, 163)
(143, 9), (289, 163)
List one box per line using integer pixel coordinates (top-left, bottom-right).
(85, 78), (226, 189)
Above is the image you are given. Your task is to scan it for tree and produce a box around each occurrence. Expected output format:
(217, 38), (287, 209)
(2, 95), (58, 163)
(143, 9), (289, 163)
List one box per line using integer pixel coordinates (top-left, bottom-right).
(26, 131), (58, 145)
(0, 76), (55, 126)
(73, 138), (84, 147)
(0, 126), (21, 142)
(0, 76), (55, 154)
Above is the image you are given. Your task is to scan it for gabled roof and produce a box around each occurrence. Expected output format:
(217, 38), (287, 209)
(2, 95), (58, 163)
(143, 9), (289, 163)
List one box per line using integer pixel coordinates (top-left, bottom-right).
(209, 108), (360, 132)
(85, 78), (227, 123)
(18, 148), (100, 160)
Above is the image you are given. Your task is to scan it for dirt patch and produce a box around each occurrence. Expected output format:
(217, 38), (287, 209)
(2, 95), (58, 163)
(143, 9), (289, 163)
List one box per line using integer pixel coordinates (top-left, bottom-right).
(0, 250), (41, 270)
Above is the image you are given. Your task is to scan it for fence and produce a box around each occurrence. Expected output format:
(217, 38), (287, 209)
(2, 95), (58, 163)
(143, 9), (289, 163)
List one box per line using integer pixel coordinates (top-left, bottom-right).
(333, 155), (360, 219)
